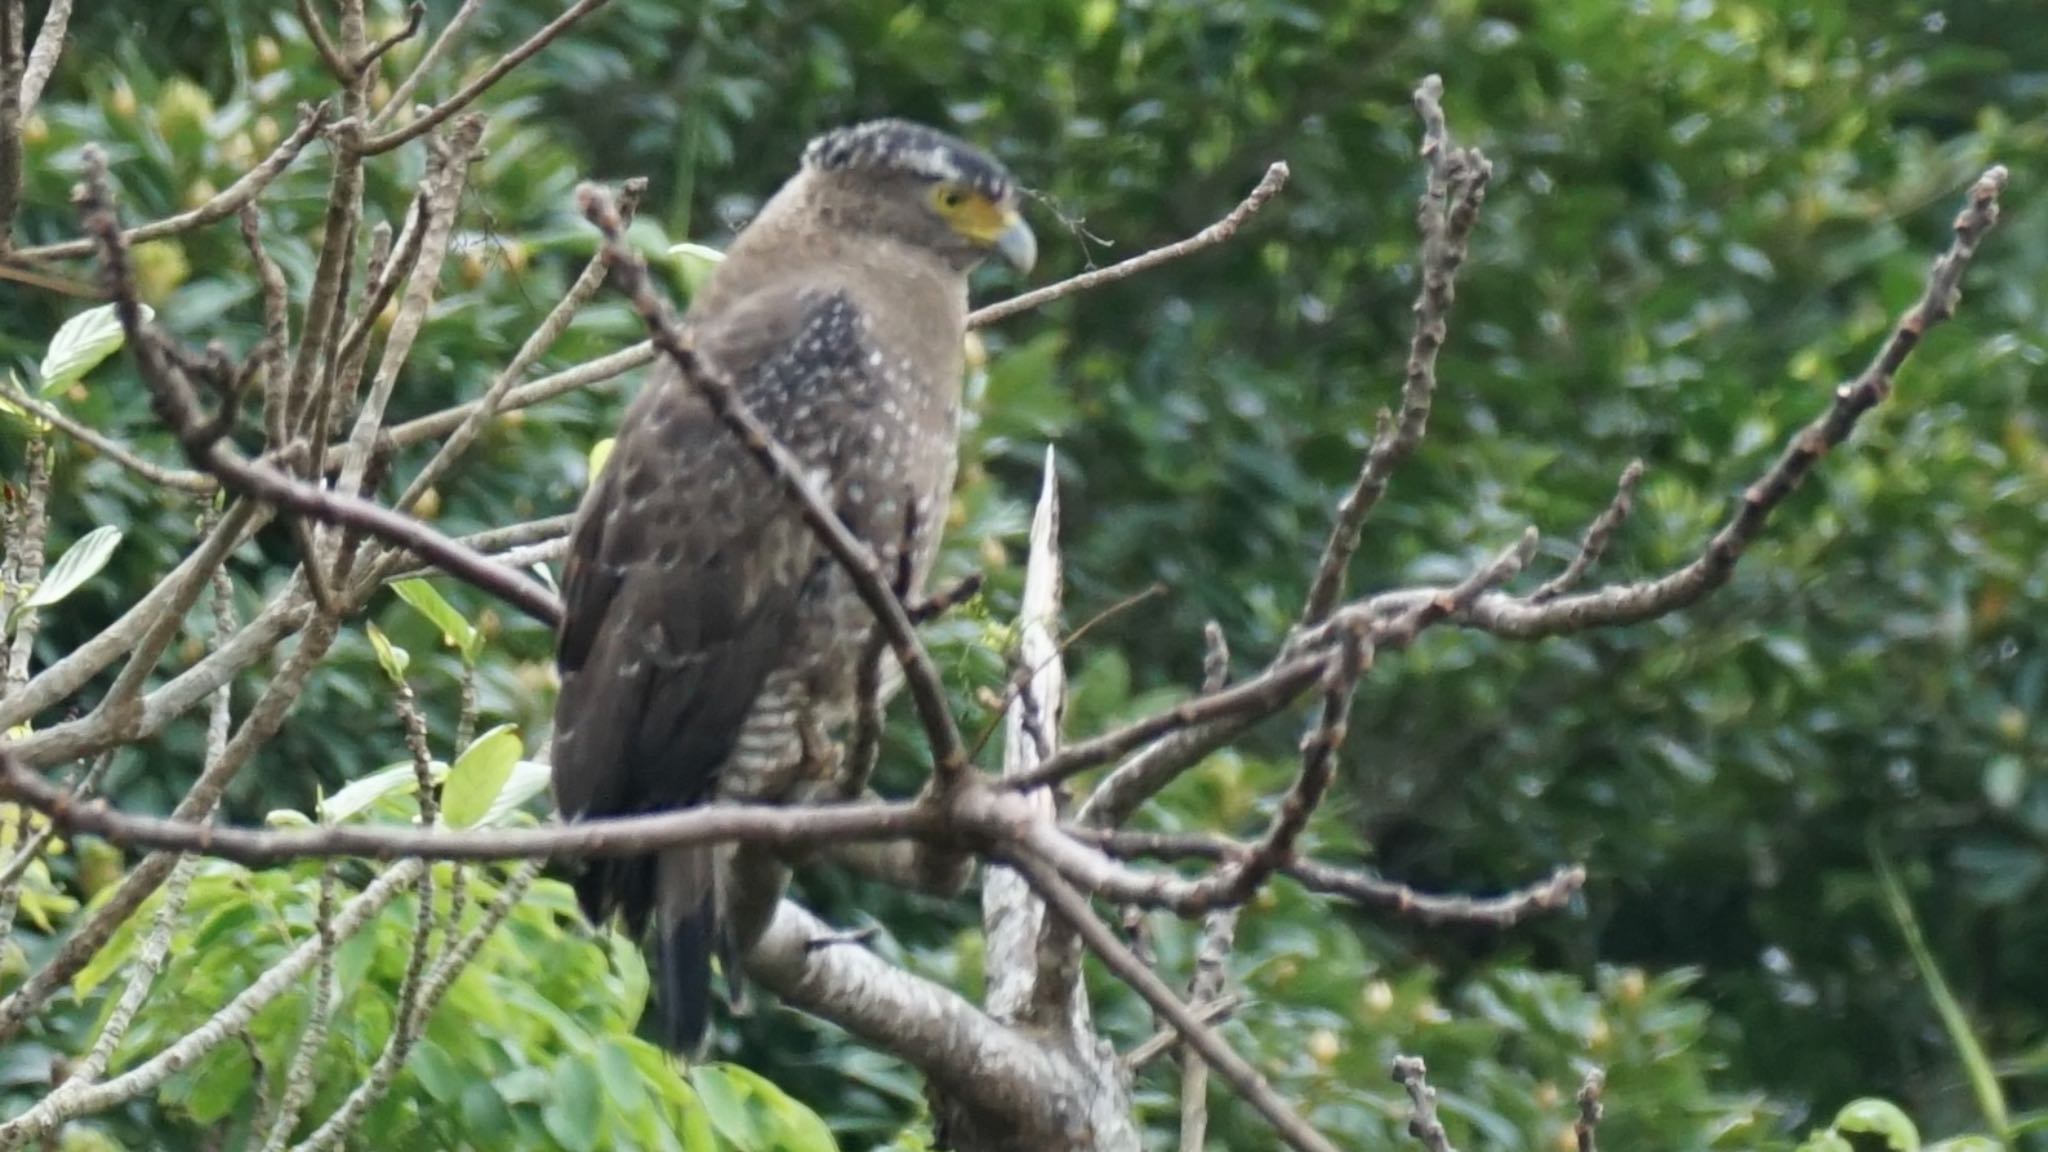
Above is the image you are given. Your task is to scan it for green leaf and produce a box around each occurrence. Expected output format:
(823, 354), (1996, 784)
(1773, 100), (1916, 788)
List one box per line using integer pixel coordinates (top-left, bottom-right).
(690, 1063), (836, 1152)
(0, 371), (49, 432)
(1874, 842), (2009, 1140)
(479, 759), (554, 827)
(691, 1065), (764, 1149)
(264, 808), (313, 828)
(366, 622), (411, 683)
(20, 526), (123, 613)
(392, 578), (479, 663)
(410, 1039), (465, 1103)
(1833, 1099), (1919, 1152)
(39, 302), (152, 393)
(320, 759), (446, 825)
(596, 1039), (654, 1120)
(541, 1052), (603, 1152)
(442, 724), (522, 828)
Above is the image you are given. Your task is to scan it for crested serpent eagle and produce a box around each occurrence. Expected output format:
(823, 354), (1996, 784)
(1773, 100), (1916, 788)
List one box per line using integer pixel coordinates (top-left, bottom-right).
(551, 120), (1036, 1052)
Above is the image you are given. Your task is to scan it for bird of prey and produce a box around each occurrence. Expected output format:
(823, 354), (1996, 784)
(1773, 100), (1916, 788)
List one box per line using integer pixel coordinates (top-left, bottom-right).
(550, 120), (1036, 1053)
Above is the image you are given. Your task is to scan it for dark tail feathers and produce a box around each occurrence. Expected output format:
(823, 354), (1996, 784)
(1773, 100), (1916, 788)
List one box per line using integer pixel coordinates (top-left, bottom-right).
(658, 901), (717, 1054)
(577, 848), (721, 1055)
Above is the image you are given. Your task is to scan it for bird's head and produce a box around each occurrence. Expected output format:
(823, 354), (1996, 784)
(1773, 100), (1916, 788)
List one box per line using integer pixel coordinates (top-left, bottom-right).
(798, 119), (1036, 276)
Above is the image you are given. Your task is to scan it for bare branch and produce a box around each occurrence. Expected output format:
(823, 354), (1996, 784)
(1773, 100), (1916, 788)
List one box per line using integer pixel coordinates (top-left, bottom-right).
(381, 342), (655, 450)
(240, 202), (294, 446)
(295, 0), (354, 83)
(1177, 907), (1238, 1152)
(1532, 459), (1644, 602)
(356, 1), (425, 73)
(2, 436), (51, 692)
(354, 0), (613, 156)
(1392, 1055), (1458, 1152)
(1122, 991), (1242, 1072)
(17, 0), (72, 116)
(1012, 852), (1342, 1152)
(969, 162), (1289, 329)
(67, 150), (559, 627)
(1, 365), (214, 493)
(1301, 74), (1492, 627)
(1083, 829), (1585, 926)
(1576, 1068), (1605, 1152)
(13, 102), (332, 262)
(984, 449), (1086, 1036)
(1201, 621), (1230, 692)
(1358, 165), (2009, 642)
(0, 0), (22, 255)
(394, 176), (646, 513)
(0, 749), (939, 863)
(333, 115), (486, 506)
(373, 0), (485, 127)
(748, 898), (1112, 1149)
(257, 866), (339, 1152)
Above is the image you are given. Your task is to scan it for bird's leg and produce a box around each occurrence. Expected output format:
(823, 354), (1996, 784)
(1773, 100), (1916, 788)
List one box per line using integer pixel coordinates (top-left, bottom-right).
(797, 711), (843, 785)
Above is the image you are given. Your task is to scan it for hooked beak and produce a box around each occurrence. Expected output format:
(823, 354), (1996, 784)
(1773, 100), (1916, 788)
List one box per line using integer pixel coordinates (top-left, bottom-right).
(993, 211), (1037, 274)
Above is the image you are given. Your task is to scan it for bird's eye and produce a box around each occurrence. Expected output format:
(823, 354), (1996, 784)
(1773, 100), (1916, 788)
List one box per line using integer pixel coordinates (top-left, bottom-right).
(934, 186), (967, 211)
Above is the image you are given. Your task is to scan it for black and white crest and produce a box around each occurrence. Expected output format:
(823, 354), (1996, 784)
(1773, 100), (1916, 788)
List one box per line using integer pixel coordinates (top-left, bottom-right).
(803, 119), (1016, 201)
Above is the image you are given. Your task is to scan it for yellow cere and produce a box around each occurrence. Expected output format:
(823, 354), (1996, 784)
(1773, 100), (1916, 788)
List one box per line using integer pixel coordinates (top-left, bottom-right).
(931, 182), (1013, 242)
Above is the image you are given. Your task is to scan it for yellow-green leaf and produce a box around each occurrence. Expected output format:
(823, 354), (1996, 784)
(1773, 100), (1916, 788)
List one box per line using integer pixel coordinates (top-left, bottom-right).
(442, 724), (522, 828)
(40, 303), (153, 393)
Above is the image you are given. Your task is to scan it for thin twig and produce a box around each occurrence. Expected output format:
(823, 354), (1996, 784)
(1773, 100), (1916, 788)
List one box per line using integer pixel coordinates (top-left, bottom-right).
(257, 865), (339, 1152)
(1178, 906), (1239, 1152)
(355, 1), (425, 72)
(373, 0), (485, 128)
(1010, 852), (1343, 1152)
(1532, 460), (1644, 602)
(295, 0), (353, 82)
(1575, 1068), (1605, 1152)
(1392, 1055), (1458, 1152)
(1122, 991), (1243, 1071)
(1082, 829), (1585, 927)
(353, 0), (613, 156)
(969, 162), (1290, 329)
(1300, 74), (1492, 628)
(13, 102), (333, 262)
(1356, 165), (2010, 642)
(394, 176), (646, 513)
(333, 115), (486, 509)
(238, 203), (294, 449)
(72, 146), (559, 627)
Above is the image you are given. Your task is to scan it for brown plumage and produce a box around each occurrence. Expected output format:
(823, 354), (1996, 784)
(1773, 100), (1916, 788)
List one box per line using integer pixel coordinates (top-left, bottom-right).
(550, 120), (1035, 1052)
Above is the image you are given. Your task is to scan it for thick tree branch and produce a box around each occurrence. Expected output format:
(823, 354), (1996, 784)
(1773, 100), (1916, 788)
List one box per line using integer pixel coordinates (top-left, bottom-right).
(16, 0), (71, 116)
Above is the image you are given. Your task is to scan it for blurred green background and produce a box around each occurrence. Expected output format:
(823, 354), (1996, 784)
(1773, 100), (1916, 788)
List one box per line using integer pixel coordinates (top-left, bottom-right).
(3, 0), (2046, 1149)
